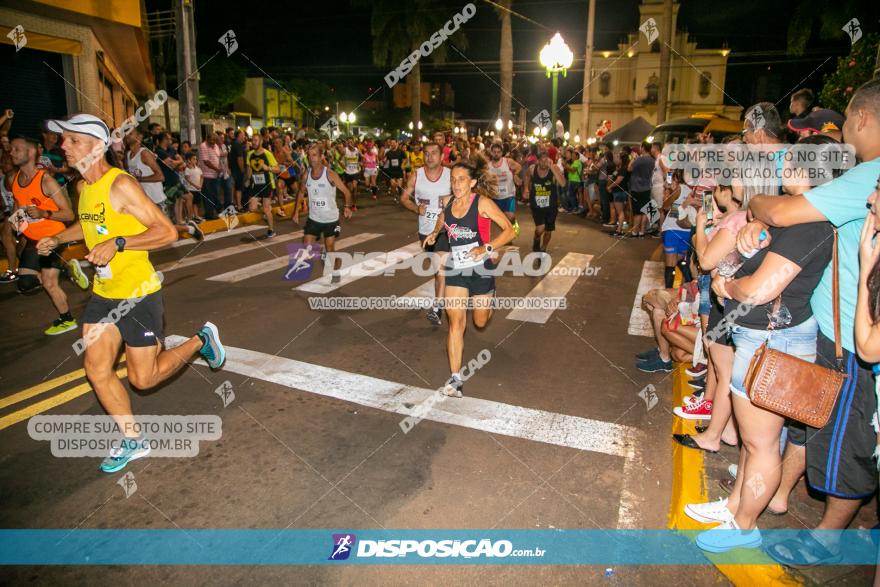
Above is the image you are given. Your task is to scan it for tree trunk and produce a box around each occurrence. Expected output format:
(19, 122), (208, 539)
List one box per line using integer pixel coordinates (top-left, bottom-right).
(498, 0), (513, 137)
(656, 0), (673, 124)
(410, 56), (421, 133)
(580, 0), (596, 138)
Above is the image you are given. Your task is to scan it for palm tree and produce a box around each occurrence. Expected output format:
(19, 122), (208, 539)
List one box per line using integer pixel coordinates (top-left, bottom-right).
(356, 0), (466, 130)
(496, 0), (513, 137)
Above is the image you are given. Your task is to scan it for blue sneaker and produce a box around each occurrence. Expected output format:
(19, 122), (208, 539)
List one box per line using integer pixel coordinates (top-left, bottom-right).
(696, 520), (762, 553)
(635, 347), (660, 361)
(637, 356), (673, 373)
(198, 321), (226, 369)
(100, 437), (151, 473)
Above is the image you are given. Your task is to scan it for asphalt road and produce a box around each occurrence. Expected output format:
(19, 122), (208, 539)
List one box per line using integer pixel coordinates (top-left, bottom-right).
(0, 194), (727, 585)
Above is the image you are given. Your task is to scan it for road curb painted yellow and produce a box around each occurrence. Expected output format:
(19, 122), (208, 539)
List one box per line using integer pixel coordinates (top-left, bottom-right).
(667, 364), (803, 586)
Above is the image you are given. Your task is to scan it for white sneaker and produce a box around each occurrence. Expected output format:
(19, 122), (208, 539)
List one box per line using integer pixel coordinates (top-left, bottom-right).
(728, 464), (738, 479)
(684, 497), (734, 524)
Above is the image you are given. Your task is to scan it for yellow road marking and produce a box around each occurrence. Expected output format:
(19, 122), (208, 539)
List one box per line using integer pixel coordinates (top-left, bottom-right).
(0, 357), (126, 411)
(0, 368), (127, 431)
(667, 364), (802, 585)
(0, 369), (86, 410)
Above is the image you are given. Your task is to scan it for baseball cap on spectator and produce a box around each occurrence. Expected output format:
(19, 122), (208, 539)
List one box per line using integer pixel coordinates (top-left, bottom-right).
(787, 109), (845, 134)
(45, 114), (110, 144)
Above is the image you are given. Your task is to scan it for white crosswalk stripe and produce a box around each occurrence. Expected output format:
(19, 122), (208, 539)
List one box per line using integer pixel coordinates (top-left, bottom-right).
(155, 231), (304, 273)
(206, 233), (383, 283)
(627, 260), (665, 337)
(507, 252), (593, 324)
(160, 224), (265, 250)
(295, 241), (423, 294)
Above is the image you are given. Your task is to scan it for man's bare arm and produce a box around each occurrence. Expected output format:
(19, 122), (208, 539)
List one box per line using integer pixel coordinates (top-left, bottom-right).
(110, 174), (178, 249)
(748, 194), (826, 227)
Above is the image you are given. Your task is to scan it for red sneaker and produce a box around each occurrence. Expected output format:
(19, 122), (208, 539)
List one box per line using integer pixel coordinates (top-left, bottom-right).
(685, 363), (708, 377)
(673, 399), (713, 420)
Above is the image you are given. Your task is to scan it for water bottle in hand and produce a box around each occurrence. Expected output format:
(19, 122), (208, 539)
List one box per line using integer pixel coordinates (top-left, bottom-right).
(717, 230), (768, 277)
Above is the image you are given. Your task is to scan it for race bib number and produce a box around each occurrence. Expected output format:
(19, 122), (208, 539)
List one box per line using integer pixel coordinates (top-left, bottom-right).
(424, 208), (439, 222)
(497, 183), (509, 197)
(252, 173), (266, 185)
(391, 159), (399, 167)
(311, 198), (326, 208)
(451, 242), (481, 269)
(95, 264), (113, 280)
(535, 195), (550, 208)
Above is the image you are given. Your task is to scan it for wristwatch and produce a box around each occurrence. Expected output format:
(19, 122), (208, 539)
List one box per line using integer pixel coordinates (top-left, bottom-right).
(485, 243), (494, 253)
(115, 237), (126, 252)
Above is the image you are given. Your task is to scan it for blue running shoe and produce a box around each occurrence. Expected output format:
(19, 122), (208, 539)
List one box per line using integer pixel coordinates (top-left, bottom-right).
(198, 321), (226, 369)
(100, 437), (151, 473)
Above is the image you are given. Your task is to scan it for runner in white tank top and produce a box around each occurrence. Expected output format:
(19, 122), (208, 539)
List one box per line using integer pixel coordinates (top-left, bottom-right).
(342, 138), (361, 210)
(488, 141), (522, 237)
(124, 141), (167, 206)
(293, 143), (354, 284)
(400, 142), (451, 325)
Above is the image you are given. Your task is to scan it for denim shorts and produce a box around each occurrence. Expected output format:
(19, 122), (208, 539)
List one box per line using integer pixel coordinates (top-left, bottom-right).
(729, 316), (818, 401)
(612, 189), (628, 203)
(697, 273), (712, 316)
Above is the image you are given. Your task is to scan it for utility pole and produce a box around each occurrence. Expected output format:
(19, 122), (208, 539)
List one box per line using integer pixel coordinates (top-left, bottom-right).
(580, 0), (596, 139)
(656, 0), (673, 124)
(176, 0), (201, 146)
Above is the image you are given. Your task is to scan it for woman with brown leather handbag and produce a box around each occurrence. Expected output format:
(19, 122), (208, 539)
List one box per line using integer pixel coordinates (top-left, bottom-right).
(689, 218), (834, 553)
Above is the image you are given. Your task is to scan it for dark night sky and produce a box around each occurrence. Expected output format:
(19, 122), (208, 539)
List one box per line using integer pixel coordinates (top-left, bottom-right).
(146, 0), (875, 123)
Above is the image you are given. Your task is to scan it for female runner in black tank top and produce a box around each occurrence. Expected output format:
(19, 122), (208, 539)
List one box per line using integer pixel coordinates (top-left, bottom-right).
(423, 157), (516, 397)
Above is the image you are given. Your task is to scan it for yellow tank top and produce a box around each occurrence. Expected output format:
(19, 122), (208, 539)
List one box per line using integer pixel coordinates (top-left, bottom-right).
(78, 167), (162, 299)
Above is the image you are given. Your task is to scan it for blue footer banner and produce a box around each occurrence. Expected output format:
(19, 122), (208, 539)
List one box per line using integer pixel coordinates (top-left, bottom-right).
(0, 529), (877, 565)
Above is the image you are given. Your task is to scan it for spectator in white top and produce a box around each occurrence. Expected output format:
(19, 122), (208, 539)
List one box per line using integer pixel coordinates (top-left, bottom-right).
(197, 133), (221, 219)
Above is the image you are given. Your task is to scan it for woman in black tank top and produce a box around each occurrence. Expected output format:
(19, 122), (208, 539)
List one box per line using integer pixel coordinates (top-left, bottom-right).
(422, 157), (515, 398)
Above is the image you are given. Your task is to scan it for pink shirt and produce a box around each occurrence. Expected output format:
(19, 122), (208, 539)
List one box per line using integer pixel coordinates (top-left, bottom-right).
(198, 141), (221, 179)
(707, 210), (748, 242)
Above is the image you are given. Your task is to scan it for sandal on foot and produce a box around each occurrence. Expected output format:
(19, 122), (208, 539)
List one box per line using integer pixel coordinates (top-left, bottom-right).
(765, 530), (841, 568)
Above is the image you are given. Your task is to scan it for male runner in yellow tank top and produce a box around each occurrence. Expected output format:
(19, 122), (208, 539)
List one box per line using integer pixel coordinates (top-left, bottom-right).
(36, 114), (226, 473)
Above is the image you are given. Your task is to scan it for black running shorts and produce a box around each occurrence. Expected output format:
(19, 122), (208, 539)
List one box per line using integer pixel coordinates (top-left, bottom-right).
(531, 205), (557, 231)
(304, 218), (341, 240)
(787, 332), (879, 498)
(19, 238), (66, 272)
(82, 291), (164, 348)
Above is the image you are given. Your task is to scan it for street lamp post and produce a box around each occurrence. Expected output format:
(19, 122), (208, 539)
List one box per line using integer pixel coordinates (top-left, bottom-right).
(539, 33), (574, 137)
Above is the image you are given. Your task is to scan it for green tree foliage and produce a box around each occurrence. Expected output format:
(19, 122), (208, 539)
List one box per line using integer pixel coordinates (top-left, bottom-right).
(820, 33), (879, 113)
(199, 58), (247, 114)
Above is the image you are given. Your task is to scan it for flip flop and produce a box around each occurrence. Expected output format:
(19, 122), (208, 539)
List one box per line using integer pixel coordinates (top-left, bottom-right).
(765, 530), (842, 568)
(766, 507), (788, 516)
(672, 434), (718, 453)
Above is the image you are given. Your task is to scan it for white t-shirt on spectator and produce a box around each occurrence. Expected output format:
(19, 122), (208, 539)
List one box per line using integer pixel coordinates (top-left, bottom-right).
(183, 167), (203, 192)
(661, 185), (692, 233)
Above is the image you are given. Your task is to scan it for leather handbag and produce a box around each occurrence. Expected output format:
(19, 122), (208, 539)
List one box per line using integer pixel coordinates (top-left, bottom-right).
(743, 230), (847, 428)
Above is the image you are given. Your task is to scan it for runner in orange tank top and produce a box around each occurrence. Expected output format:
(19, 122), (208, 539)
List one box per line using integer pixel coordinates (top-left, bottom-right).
(9, 136), (85, 335)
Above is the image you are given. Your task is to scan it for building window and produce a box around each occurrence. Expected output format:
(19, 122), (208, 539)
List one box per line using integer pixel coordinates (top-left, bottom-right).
(599, 72), (611, 97)
(699, 72), (712, 98)
(645, 73), (659, 105)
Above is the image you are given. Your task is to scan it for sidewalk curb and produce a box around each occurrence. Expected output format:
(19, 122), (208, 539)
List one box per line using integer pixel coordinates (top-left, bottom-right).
(667, 364), (804, 586)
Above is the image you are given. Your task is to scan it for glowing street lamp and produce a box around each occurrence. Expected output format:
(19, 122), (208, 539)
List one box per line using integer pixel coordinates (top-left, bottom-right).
(532, 127), (540, 137)
(539, 33), (574, 136)
(340, 111), (355, 134)
(495, 118), (503, 131)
